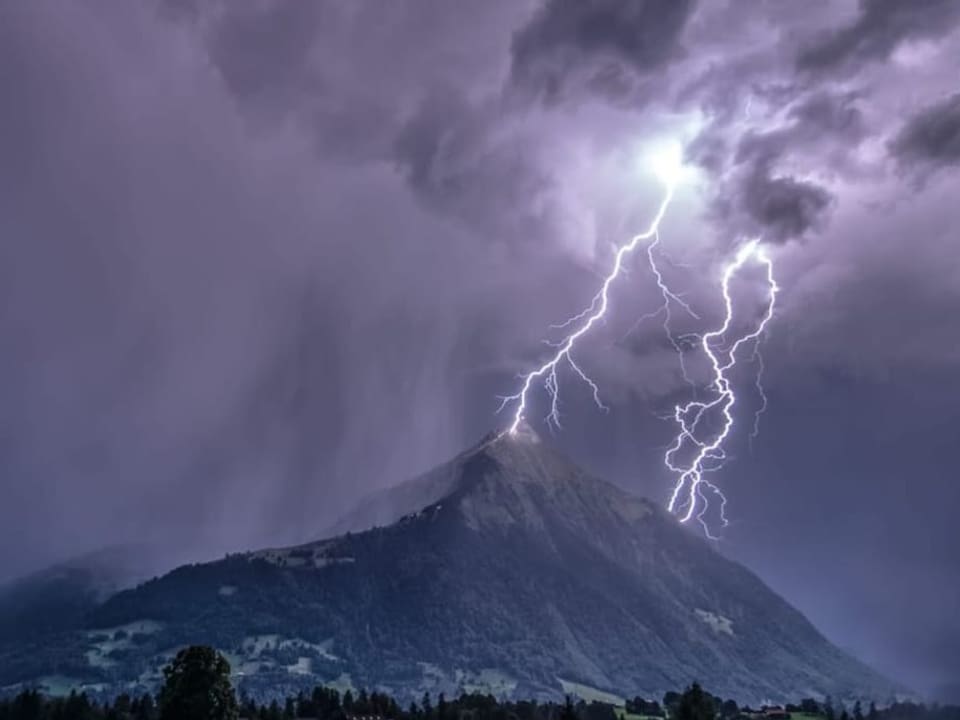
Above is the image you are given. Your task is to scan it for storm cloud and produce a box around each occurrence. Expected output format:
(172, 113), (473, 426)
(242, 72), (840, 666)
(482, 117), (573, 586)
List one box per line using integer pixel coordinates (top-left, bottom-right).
(1, 0), (959, 698)
(510, 0), (696, 104)
(733, 166), (833, 242)
(890, 92), (960, 172)
(797, 0), (960, 72)
(703, 90), (871, 243)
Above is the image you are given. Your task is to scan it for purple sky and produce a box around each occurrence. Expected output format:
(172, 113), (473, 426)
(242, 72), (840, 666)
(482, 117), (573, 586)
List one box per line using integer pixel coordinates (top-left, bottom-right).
(1, 0), (959, 697)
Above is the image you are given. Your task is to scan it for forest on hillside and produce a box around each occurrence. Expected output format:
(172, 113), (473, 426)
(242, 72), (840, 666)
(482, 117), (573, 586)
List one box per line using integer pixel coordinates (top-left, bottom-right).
(1, 646), (957, 720)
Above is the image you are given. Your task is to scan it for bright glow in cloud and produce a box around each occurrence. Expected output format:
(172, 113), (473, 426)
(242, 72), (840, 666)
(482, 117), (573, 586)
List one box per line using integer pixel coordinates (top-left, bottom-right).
(497, 140), (778, 537)
(646, 139), (686, 187)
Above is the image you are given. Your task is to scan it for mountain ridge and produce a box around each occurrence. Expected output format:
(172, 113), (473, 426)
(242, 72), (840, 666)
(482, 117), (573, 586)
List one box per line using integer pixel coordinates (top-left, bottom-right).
(0, 430), (903, 703)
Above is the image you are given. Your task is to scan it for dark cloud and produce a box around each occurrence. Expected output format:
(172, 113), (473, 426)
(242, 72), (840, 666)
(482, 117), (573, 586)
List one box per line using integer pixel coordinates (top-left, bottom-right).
(394, 88), (556, 244)
(737, 165), (833, 242)
(732, 91), (867, 165)
(685, 127), (728, 175)
(701, 91), (865, 243)
(711, 129), (834, 242)
(889, 92), (960, 172)
(162, 1), (392, 162)
(0, 0), (515, 578)
(510, 0), (696, 103)
(788, 90), (866, 141)
(207, 1), (324, 106)
(2, 0), (960, 698)
(797, 0), (960, 72)
(162, 1), (523, 163)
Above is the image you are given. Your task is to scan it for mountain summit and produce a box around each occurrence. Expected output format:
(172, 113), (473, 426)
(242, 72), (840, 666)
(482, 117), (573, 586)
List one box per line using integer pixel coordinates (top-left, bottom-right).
(0, 432), (898, 702)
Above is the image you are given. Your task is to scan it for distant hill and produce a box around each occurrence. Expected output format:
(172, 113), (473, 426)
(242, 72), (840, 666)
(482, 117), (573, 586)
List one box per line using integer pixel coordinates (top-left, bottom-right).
(0, 544), (172, 643)
(0, 428), (902, 703)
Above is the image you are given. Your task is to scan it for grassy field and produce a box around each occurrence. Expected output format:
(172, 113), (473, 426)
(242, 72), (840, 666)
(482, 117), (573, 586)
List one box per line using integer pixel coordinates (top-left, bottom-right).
(558, 679), (626, 706)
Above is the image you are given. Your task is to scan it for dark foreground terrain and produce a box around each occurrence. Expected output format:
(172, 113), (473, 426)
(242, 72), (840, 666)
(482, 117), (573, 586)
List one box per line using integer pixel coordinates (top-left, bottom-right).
(0, 430), (901, 703)
(0, 658), (954, 720)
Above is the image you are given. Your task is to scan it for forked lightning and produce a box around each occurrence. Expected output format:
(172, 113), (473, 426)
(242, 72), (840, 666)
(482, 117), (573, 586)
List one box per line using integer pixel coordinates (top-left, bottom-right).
(497, 145), (778, 536)
(664, 240), (778, 538)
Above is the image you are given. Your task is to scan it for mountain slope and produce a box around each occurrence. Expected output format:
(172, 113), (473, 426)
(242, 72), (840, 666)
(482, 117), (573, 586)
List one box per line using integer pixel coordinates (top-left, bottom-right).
(0, 430), (900, 702)
(321, 441), (473, 536)
(0, 544), (174, 643)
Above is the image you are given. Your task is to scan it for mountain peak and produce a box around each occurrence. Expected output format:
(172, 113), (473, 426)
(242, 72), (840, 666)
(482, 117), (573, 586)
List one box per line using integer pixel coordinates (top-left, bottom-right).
(475, 419), (541, 450)
(416, 424), (665, 542)
(501, 418), (542, 443)
(464, 424), (583, 489)
(69, 427), (902, 705)
(325, 424), (651, 538)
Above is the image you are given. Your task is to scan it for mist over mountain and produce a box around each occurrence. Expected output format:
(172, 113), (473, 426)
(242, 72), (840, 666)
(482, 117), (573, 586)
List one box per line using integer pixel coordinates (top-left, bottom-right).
(0, 544), (194, 644)
(0, 535), (247, 644)
(0, 428), (899, 703)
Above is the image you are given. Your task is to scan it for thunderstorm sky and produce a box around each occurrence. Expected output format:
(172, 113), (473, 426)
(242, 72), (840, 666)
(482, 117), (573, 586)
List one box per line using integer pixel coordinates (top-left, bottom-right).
(1, 0), (959, 697)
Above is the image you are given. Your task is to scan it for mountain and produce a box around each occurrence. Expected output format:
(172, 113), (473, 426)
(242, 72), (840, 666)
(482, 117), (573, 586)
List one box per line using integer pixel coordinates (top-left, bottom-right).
(0, 428), (900, 703)
(0, 544), (172, 643)
(322, 436), (490, 537)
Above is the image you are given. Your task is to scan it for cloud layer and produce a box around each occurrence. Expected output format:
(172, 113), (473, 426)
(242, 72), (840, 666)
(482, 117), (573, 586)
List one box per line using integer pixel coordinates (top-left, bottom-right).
(1, 0), (959, 695)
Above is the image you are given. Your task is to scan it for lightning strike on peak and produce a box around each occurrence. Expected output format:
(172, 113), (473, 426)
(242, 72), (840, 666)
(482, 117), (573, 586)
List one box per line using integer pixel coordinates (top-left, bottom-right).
(496, 179), (676, 435)
(496, 140), (778, 537)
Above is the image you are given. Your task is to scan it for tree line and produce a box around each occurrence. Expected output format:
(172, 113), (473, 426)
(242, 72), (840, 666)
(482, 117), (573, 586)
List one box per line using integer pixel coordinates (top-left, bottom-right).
(0, 647), (957, 720)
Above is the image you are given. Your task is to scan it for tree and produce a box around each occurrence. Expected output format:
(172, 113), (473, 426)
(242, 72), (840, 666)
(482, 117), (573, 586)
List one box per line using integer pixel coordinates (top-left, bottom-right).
(114, 694), (133, 717)
(157, 645), (239, 720)
(11, 689), (44, 720)
(583, 702), (617, 720)
(64, 690), (96, 720)
(824, 698), (836, 720)
(674, 683), (716, 720)
(664, 692), (682, 712)
(559, 696), (578, 720)
(720, 699), (740, 718)
(134, 693), (157, 720)
(800, 700), (821, 715)
(265, 700), (283, 720)
(650, 701), (666, 718)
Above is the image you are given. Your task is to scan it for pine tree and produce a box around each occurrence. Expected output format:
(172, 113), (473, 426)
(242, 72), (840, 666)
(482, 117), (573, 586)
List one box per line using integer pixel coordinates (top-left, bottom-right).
(674, 683), (716, 720)
(560, 696), (578, 720)
(157, 645), (239, 720)
(824, 698), (836, 720)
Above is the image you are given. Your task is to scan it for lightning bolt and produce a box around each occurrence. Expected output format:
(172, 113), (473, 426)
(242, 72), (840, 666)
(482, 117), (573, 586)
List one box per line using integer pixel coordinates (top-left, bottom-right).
(496, 183), (676, 434)
(496, 161), (779, 537)
(749, 343), (768, 452)
(641, 231), (702, 389)
(664, 240), (779, 537)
